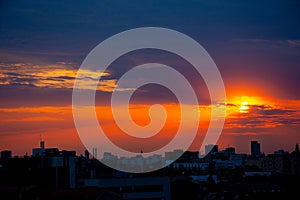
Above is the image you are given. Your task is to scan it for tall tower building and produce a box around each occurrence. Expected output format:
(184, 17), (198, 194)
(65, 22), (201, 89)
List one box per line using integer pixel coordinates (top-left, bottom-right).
(40, 140), (45, 149)
(251, 141), (261, 156)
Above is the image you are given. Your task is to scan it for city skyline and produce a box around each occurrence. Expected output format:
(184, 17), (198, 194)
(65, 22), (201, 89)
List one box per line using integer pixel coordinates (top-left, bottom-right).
(1, 139), (298, 159)
(1, 1), (299, 199)
(1, 138), (299, 199)
(0, 1), (300, 159)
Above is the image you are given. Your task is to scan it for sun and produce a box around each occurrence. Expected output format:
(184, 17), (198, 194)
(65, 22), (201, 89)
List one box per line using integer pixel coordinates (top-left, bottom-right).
(226, 96), (267, 115)
(239, 101), (249, 113)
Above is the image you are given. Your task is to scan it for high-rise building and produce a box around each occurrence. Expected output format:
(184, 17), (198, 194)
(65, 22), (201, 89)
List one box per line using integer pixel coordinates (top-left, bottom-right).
(291, 143), (300, 176)
(84, 149), (90, 160)
(0, 150), (12, 160)
(262, 153), (291, 174)
(205, 144), (218, 155)
(251, 141), (261, 156)
(40, 140), (45, 149)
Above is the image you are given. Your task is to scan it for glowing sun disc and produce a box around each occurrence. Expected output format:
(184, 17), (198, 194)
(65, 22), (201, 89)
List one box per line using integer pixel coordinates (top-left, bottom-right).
(239, 101), (249, 113)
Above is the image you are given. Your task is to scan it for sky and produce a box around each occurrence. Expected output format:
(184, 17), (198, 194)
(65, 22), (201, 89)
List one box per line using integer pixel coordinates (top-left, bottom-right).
(0, 0), (300, 156)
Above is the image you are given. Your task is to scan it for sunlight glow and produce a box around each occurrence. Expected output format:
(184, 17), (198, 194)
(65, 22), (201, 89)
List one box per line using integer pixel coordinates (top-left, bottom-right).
(239, 101), (249, 113)
(226, 96), (266, 115)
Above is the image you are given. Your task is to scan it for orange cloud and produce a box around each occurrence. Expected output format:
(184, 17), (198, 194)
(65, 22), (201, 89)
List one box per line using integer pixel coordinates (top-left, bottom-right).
(224, 96), (300, 134)
(0, 63), (115, 92)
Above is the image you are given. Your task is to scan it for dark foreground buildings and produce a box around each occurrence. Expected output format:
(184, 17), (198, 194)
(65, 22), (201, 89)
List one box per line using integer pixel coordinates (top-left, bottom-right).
(0, 141), (299, 200)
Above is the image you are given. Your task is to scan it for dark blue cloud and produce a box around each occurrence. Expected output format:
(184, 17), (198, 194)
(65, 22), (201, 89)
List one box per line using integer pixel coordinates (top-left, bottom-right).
(0, 0), (299, 102)
(1, 0), (299, 52)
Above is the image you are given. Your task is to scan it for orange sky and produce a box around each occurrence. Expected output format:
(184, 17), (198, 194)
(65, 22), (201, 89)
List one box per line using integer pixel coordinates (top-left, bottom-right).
(1, 92), (299, 156)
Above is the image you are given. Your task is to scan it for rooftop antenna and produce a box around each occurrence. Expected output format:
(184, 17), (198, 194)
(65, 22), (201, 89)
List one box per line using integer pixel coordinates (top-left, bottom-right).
(92, 148), (97, 159)
(40, 133), (45, 149)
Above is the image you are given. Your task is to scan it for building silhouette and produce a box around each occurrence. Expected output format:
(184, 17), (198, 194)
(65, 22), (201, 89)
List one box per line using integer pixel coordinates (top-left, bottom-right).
(225, 146), (235, 154)
(0, 150), (12, 160)
(1, 141), (300, 199)
(251, 141), (261, 156)
(205, 144), (218, 155)
(291, 143), (300, 176)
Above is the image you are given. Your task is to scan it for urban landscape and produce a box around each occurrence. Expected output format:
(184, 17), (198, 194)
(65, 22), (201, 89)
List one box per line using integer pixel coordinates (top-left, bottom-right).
(1, 1), (300, 200)
(0, 140), (299, 200)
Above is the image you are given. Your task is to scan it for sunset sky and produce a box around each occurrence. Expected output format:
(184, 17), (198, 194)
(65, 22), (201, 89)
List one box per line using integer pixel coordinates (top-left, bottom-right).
(0, 0), (300, 157)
